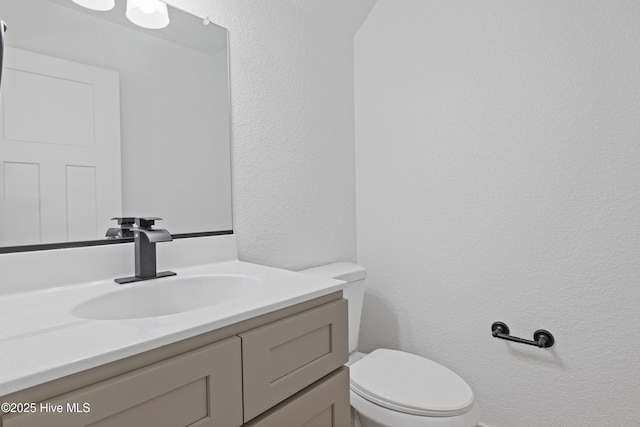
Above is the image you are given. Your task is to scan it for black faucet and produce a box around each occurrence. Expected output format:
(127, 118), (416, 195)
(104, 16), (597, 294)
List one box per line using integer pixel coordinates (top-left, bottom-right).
(107, 217), (176, 284)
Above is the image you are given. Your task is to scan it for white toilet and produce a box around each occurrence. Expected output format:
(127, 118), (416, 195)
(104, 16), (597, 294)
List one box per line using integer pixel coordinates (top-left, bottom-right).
(301, 263), (481, 427)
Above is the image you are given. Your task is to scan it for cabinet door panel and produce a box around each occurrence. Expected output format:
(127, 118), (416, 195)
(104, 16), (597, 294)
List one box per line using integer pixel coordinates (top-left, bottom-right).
(240, 299), (348, 422)
(245, 367), (350, 427)
(87, 378), (207, 427)
(3, 337), (242, 427)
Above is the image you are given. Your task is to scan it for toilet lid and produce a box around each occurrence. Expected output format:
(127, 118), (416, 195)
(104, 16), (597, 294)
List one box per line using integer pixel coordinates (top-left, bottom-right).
(350, 349), (475, 417)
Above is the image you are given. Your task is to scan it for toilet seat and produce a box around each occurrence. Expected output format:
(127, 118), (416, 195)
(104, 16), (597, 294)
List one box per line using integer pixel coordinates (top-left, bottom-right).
(350, 349), (475, 417)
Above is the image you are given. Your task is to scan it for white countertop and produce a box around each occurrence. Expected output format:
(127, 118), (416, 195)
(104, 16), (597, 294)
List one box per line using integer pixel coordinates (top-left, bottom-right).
(0, 260), (344, 396)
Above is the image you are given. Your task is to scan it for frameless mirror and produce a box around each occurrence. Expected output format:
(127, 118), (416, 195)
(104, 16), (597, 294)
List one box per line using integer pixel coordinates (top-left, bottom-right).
(0, 0), (232, 251)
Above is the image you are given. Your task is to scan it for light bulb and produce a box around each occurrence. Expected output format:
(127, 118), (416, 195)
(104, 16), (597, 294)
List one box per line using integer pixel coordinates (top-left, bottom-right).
(126, 0), (170, 29)
(71, 0), (115, 11)
(138, 0), (156, 14)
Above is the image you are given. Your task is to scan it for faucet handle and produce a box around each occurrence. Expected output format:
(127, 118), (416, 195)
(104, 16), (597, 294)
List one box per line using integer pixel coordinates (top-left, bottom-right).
(111, 217), (136, 226)
(108, 217), (136, 238)
(111, 217), (163, 229)
(135, 217), (163, 228)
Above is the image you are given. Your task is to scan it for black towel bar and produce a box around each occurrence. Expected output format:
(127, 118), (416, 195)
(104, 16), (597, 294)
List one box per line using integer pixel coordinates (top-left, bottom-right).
(491, 321), (554, 348)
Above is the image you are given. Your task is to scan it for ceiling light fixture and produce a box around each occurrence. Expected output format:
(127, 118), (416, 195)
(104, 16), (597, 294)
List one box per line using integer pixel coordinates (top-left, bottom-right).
(126, 0), (170, 30)
(71, 0), (115, 12)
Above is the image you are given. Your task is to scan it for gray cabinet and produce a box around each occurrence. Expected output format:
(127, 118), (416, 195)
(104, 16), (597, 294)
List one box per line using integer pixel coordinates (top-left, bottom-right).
(241, 299), (348, 421)
(3, 337), (243, 427)
(245, 367), (350, 427)
(0, 294), (349, 427)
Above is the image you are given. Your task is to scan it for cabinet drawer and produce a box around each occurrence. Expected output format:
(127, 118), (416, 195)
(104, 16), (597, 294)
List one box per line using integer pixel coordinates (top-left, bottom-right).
(3, 337), (242, 427)
(245, 367), (350, 427)
(240, 299), (348, 422)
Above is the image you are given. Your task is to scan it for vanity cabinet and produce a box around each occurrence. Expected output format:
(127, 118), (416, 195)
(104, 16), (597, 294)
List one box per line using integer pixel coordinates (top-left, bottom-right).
(245, 367), (349, 427)
(0, 293), (349, 427)
(241, 298), (347, 421)
(3, 338), (243, 427)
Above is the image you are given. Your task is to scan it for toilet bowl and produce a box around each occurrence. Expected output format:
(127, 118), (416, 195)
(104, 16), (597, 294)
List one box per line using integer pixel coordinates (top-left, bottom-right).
(301, 263), (481, 427)
(349, 349), (480, 427)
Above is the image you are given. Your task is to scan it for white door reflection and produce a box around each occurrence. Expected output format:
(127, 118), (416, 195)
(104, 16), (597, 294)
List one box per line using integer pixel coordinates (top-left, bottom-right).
(1, 48), (121, 246)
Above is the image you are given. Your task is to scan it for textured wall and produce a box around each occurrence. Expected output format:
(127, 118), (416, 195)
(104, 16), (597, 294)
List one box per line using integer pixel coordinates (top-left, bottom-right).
(355, 1), (640, 426)
(168, 0), (358, 269)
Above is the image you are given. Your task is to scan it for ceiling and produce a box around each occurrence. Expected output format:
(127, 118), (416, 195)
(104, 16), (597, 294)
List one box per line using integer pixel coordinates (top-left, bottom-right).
(287, 0), (377, 37)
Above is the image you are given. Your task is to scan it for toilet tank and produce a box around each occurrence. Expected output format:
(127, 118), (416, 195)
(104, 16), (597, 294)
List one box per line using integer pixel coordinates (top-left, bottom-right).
(300, 263), (366, 353)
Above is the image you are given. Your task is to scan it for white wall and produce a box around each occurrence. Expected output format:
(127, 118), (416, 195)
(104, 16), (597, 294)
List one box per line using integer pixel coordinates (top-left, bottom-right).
(169, 0), (358, 269)
(355, 1), (640, 426)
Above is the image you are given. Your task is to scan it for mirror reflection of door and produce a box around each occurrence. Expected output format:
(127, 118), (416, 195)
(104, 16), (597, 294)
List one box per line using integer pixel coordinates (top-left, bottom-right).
(0, 47), (122, 246)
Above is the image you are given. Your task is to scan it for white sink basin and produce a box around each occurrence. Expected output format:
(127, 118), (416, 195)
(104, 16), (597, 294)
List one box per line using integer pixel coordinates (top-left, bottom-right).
(72, 274), (262, 320)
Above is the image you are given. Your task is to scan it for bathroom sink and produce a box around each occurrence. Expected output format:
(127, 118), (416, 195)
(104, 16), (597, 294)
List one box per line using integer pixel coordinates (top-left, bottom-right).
(72, 274), (262, 320)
